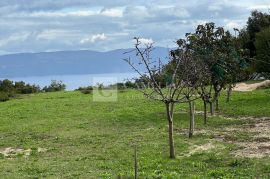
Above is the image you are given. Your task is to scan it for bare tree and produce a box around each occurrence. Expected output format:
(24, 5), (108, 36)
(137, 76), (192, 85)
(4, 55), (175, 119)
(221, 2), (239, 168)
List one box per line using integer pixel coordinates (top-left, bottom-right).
(170, 39), (204, 137)
(125, 37), (199, 158)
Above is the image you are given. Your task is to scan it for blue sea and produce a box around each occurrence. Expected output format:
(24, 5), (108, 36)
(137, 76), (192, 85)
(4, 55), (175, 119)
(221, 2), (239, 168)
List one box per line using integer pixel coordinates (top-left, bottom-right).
(0, 73), (139, 91)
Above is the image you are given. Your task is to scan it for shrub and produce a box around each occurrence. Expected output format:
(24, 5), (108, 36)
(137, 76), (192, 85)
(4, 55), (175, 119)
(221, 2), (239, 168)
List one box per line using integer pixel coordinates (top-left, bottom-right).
(107, 81), (137, 90)
(0, 92), (9, 102)
(43, 80), (66, 92)
(0, 79), (15, 93)
(14, 81), (40, 94)
(75, 86), (93, 94)
(124, 81), (137, 88)
(0, 79), (40, 102)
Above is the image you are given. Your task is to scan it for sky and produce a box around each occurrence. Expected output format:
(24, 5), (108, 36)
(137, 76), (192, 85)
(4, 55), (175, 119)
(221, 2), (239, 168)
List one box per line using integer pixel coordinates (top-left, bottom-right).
(0, 0), (269, 55)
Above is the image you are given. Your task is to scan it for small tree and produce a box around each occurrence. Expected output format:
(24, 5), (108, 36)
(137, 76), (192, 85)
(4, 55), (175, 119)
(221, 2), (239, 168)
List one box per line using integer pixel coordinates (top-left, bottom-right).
(125, 37), (199, 158)
(170, 39), (205, 137)
(225, 29), (250, 102)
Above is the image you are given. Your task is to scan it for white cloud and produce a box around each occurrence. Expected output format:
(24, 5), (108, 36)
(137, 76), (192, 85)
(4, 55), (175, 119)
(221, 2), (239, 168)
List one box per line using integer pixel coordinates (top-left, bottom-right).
(224, 20), (245, 30)
(36, 29), (80, 40)
(208, 5), (222, 11)
(6, 8), (124, 18)
(80, 33), (107, 44)
(156, 5), (190, 18)
(247, 5), (270, 10)
(32, 10), (96, 17)
(0, 32), (30, 47)
(100, 8), (123, 17)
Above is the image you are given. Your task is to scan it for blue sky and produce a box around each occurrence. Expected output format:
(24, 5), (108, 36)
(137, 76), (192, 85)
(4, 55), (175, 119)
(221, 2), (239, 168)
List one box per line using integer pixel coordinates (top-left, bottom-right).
(0, 0), (269, 55)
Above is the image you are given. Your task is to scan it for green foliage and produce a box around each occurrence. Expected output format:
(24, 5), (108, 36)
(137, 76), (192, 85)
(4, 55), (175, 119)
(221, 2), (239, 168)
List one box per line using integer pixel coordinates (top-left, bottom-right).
(247, 10), (270, 57)
(172, 23), (248, 104)
(75, 86), (93, 94)
(239, 10), (270, 75)
(42, 80), (66, 92)
(255, 27), (270, 78)
(0, 92), (9, 102)
(0, 79), (40, 102)
(0, 79), (15, 93)
(125, 81), (137, 88)
(14, 81), (40, 94)
(247, 10), (270, 37)
(107, 81), (138, 89)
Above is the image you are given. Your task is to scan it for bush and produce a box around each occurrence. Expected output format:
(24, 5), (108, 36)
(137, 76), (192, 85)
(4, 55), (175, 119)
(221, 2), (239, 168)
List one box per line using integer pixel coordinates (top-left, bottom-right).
(0, 79), (40, 102)
(124, 81), (137, 88)
(0, 79), (15, 93)
(75, 86), (93, 94)
(107, 81), (137, 90)
(0, 92), (9, 102)
(43, 80), (66, 92)
(14, 81), (40, 94)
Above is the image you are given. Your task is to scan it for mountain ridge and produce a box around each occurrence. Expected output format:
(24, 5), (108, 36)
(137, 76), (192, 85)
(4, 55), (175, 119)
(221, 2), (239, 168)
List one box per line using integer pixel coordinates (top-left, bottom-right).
(0, 47), (169, 78)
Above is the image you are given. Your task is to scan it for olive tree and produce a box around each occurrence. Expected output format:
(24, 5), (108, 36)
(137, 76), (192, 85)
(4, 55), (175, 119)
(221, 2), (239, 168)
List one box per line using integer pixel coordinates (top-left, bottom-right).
(184, 23), (247, 120)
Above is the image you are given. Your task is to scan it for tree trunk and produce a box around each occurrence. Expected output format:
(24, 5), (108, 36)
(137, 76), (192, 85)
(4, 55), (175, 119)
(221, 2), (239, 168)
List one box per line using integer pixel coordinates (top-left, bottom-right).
(209, 102), (214, 116)
(226, 85), (232, 102)
(215, 98), (219, 112)
(203, 100), (207, 124)
(188, 101), (195, 138)
(166, 103), (175, 159)
(134, 145), (138, 179)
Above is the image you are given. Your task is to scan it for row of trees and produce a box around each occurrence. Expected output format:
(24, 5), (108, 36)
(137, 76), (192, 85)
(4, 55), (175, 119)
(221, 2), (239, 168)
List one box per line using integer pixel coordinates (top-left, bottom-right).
(0, 80), (66, 102)
(126, 22), (249, 158)
(0, 79), (40, 101)
(126, 10), (270, 158)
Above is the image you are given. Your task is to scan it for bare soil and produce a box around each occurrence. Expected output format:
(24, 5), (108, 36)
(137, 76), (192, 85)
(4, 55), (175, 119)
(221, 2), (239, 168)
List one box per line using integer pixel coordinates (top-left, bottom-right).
(211, 116), (270, 158)
(0, 147), (47, 158)
(0, 148), (32, 158)
(233, 80), (270, 92)
(176, 116), (270, 158)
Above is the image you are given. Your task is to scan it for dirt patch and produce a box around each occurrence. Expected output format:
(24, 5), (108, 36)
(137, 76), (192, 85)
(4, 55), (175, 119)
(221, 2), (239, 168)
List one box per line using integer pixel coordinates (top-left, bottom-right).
(175, 128), (208, 136)
(0, 147), (47, 158)
(232, 142), (270, 158)
(184, 142), (224, 157)
(233, 80), (270, 92)
(215, 117), (270, 158)
(0, 148), (32, 158)
(175, 114), (270, 158)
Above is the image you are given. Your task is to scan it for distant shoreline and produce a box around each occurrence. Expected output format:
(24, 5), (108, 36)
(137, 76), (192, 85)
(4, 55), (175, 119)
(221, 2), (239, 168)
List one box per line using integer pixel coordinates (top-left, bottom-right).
(0, 72), (139, 91)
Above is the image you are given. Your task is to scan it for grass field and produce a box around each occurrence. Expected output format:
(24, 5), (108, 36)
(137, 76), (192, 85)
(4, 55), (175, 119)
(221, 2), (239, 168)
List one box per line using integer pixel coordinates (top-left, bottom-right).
(0, 89), (270, 178)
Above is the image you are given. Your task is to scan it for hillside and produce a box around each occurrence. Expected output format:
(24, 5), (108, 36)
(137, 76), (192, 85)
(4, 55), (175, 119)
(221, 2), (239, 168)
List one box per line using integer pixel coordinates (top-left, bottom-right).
(0, 89), (269, 178)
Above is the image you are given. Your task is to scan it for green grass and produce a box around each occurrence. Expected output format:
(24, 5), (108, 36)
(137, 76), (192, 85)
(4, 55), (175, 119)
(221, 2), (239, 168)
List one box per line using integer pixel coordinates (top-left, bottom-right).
(0, 90), (269, 178)
(188, 89), (270, 117)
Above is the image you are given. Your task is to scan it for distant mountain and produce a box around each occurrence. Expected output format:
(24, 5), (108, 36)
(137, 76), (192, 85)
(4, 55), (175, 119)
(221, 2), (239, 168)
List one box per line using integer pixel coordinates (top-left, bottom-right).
(0, 47), (170, 78)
